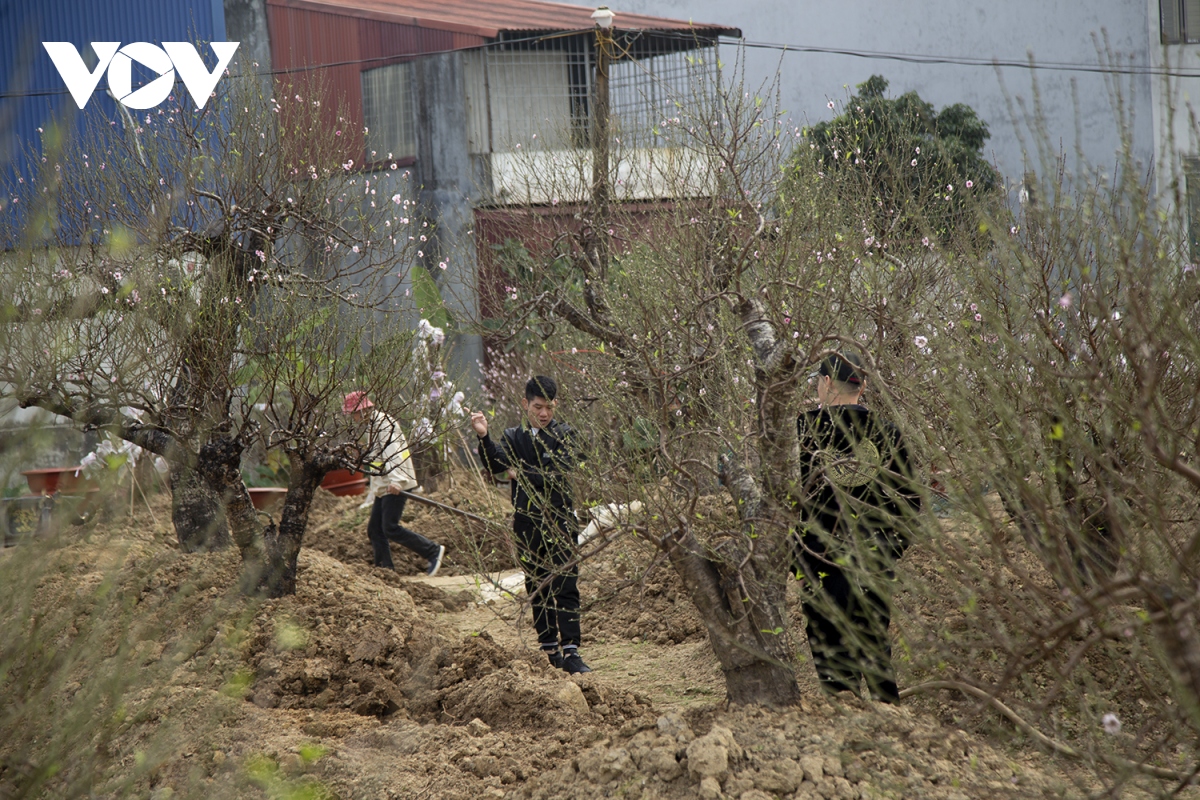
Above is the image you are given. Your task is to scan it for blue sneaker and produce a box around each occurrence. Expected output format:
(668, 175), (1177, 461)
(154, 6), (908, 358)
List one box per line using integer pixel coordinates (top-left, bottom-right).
(426, 545), (445, 577)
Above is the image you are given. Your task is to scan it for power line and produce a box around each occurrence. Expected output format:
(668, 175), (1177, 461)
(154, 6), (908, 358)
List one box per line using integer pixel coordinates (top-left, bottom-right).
(736, 37), (1195, 78)
(2, 28), (1196, 102)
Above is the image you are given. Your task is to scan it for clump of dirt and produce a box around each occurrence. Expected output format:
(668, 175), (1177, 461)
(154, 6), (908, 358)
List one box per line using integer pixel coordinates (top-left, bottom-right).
(242, 551), (426, 716)
(436, 652), (653, 731)
(515, 698), (1069, 800)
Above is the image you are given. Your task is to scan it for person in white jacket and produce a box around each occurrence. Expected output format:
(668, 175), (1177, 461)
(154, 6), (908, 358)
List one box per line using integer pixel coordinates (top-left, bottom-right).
(343, 391), (445, 576)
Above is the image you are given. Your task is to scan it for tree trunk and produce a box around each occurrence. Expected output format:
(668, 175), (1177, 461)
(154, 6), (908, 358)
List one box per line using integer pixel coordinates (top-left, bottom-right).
(169, 464), (231, 552)
(195, 436), (270, 592)
(164, 244), (256, 554)
(260, 462), (325, 598)
(664, 520), (802, 707)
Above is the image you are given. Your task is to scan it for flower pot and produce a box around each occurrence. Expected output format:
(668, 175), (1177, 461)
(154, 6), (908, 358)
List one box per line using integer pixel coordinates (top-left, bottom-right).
(321, 469), (367, 497)
(22, 467), (94, 495)
(324, 478), (368, 497)
(246, 487), (288, 511)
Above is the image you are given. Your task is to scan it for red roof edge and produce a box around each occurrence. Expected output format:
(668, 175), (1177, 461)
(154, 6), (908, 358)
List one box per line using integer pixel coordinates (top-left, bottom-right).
(266, 0), (740, 40)
(267, 0), (502, 38)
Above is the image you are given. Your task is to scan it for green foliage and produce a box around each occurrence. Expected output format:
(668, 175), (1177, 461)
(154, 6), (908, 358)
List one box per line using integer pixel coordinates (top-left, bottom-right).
(242, 448), (291, 488)
(297, 743), (327, 764)
(484, 237), (583, 353)
(801, 75), (1001, 245)
(221, 667), (255, 698)
(491, 238), (579, 297)
(411, 265), (451, 330)
(243, 750), (334, 798)
(273, 618), (309, 651)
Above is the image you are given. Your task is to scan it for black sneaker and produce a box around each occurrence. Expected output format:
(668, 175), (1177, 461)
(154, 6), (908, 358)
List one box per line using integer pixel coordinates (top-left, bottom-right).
(426, 545), (445, 577)
(545, 650), (565, 669)
(561, 652), (591, 674)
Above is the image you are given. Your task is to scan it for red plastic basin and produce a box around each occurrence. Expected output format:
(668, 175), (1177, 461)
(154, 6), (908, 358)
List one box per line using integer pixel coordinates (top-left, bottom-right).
(22, 467), (93, 495)
(321, 469), (367, 496)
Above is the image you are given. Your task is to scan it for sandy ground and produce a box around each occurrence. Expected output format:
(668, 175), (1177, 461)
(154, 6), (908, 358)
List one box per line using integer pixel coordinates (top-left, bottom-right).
(2, 480), (1196, 800)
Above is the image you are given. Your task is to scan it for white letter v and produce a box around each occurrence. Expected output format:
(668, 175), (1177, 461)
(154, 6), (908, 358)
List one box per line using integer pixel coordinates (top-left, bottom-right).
(43, 42), (120, 109)
(163, 42), (240, 110)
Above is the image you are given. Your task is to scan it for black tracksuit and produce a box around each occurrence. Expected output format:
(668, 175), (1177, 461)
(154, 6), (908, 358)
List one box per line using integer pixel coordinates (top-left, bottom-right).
(794, 405), (920, 702)
(477, 420), (583, 648)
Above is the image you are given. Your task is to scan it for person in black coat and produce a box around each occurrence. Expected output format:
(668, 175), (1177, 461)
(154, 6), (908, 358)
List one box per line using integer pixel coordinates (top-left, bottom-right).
(470, 376), (591, 674)
(794, 352), (921, 702)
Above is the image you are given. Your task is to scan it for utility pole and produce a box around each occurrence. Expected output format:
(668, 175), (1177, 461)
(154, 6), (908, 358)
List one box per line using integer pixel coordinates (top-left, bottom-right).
(591, 6), (614, 281)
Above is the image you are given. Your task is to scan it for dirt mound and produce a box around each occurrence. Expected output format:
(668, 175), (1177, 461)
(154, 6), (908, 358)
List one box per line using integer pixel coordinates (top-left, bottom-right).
(12, 499), (614, 732)
(515, 699), (1067, 800)
(435, 650), (654, 731)
(231, 545), (644, 729)
(10, 487), (1190, 800)
(395, 578), (476, 612)
(303, 472), (516, 578)
(243, 550), (425, 716)
(582, 550), (708, 646)
(576, 491), (744, 647)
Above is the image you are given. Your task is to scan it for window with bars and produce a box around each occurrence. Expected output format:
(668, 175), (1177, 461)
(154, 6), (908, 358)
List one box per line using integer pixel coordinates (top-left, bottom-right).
(1162, 0), (1200, 43)
(1186, 157), (1200, 262)
(361, 62), (416, 163)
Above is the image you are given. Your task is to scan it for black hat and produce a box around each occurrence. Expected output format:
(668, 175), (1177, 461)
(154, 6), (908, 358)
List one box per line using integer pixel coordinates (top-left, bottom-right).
(818, 352), (863, 385)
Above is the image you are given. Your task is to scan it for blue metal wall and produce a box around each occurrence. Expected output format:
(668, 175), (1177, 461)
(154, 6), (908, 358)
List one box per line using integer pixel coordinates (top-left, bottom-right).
(0, 0), (227, 179)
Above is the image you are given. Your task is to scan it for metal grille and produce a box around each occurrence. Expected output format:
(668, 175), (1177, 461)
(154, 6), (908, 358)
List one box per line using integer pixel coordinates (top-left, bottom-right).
(362, 62), (417, 162)
(609, 47), (718, 149)
(465, 34), (720, 155)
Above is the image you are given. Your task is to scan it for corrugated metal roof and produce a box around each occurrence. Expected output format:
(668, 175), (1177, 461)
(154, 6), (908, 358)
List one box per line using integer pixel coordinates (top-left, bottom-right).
(267, 1), (487, 166)
(267, 0), (740, 39)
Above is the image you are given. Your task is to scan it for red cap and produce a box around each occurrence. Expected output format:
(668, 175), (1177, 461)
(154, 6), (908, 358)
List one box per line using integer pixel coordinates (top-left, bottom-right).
(342, 391), (374, 414)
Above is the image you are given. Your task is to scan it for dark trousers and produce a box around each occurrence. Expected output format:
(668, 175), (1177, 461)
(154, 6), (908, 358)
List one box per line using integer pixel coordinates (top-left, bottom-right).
(798, 551), (899, 703)
(514, 513), (581, 648)
(367, 493), (440, 569)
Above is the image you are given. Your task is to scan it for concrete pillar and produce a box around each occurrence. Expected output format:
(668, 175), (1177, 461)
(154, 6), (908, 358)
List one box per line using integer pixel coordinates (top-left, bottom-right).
(415, 51), (483, 395)
(222, 0), (272, 75)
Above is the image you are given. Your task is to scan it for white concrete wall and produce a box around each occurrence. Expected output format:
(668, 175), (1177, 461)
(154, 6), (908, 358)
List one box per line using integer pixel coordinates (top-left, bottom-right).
(490, 147), (715, 204)
(1148, 0), (1200, 203)
(616, 0), (1156, 189)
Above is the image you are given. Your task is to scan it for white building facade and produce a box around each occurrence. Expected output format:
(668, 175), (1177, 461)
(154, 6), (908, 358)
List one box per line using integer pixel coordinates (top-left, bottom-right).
(619, 0), (1168, 190)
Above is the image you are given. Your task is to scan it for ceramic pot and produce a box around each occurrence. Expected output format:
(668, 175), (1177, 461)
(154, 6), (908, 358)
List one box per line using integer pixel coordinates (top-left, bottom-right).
(246, 486), (288, 511)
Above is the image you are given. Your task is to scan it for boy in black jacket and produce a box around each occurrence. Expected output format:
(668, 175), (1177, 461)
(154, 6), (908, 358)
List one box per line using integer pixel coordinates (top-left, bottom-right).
(470, 376), (591, 674)
(794, 352), (921, 702)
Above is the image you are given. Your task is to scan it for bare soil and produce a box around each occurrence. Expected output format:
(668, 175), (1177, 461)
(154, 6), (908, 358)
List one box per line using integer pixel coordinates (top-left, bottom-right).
(1, 479), (1192, 800)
